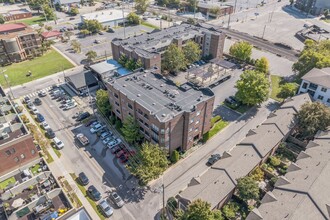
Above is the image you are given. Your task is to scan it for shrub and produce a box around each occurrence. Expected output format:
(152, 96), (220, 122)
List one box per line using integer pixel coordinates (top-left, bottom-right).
(21, 114), (30, 124)
(222, 202), (239, 219)
(170, 150), (180, 163)
(115, 120), (122, 130)
(109, 115), (116, 125)
(211, 115), (221, 127)
(167, 197), (178, 214)
(269, 156), (281, 167)
(270, 176), (278, 186)
(250, 167), (264, 181)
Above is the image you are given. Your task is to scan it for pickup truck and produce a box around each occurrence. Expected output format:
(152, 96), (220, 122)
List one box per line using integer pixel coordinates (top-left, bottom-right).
(76, 133), (89, 146)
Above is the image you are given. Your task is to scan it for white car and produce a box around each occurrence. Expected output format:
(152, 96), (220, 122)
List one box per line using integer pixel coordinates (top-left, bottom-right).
(53, 137), (64, 149)
(64, 102), (77, 110)
(41, 122), (50, 130)
(32, 108), (39, 114)
(102, 137), (113, 145)
(90, 124), (105, 133)
(107, 138), (122, 148)
(100, 132), (111, 140)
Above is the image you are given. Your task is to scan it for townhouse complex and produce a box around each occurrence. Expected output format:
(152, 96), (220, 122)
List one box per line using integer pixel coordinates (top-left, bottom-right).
(0, 23), (41, 65)
(177, 93), (311, 209)
(111, 24), (226, 69)
(0, 95), (38, 176)
(106, 69), (215, 153)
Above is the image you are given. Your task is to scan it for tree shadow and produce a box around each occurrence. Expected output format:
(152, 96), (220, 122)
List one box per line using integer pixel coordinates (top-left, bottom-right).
(281, 5), (314, 20)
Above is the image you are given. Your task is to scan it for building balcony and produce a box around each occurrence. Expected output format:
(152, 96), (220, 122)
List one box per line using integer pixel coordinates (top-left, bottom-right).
(151, 127), (159, 134)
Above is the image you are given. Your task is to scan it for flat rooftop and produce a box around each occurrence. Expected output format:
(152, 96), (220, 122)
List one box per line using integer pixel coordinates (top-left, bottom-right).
(108, 70), (214, 122)
(112, 23), (223, 58)
(81, 9), (128, 23)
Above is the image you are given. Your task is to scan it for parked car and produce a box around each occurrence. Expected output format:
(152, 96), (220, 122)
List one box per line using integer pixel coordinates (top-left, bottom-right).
(36, 113), (45, 122)
(111, 145), (121, 154)
(90, 124), (105, 133)
(102, 136), (113, 145)
(99, 199), (113, 217)
(94, 39), (101, 44)
(119, 154), (129, 163)
(207, 154), (221, 165)
(96, 128), (108, 136)
(107, 28), (115, 33)
(23, 96), (31, 104)
(100, 132), (111, 140)
(225, 97), (239, 108)
(27, 102), (35, 109)
(109, 192), (124, 207)
(86, 120), (98, 127)
(34, 98), (42, 105)
(32, 108), (39, 114)
(64, 102), (77, 110)
(76, 112), (91, 121)
(87, 185), (102, 201)
(38, 91), (47, 97)
(53, 137), (64, 149)
(108, 138), (122, 149)
(46, 128), (56, 138)
(41, 122), (50, 130)
(78, 172), (89, 185)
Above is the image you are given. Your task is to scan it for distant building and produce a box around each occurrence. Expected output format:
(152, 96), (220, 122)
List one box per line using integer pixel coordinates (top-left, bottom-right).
(41, 30), (63, 41)
(295, 0), (330, 16)
(197, 2), (233, 18)
(81, 9), (128, 27)
(1, 9), (32, 22)
(65, 71), (99, 95)
(111, 24), (226, 70)
(247, 129), (330, 220)
(0, 23), (42, 65)
(54, 0), (80, 6)
(295, 25), (330, 42)
(298, 67), (330, 106)
(177, 94), (311, 210)
(105, 69), (215, 153)
(0, 95), (38, 176)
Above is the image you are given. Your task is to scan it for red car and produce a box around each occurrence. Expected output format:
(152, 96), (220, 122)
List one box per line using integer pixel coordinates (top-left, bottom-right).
(116, 150), (125, 158)
(119, 154), (128, 163)
(111, 145), (121, 154)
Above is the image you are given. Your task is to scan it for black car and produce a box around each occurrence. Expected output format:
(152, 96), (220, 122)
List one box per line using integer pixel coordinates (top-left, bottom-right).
(34, 98), (42, 105)
(46, 128), (56, 139)
(76, 112), (91, 121)
(78, 172), (89, 185)
(87, 185), (101, 201)
(23, 96), (31, 104)
(225, 97), (239, 108)
(207, 154), (221, 166)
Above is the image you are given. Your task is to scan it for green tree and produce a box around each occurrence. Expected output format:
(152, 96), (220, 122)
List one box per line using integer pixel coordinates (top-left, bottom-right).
(127, 142), (168, 184)
(324, 9), (329, 17)
(170, 150), (179, 163)
(70, 7), (79, 15)
(187, 17), (196, 25)
(88, 0), (95, 6)
(136, 59), (143, 69)
(96, 89), (111, 116)
(222, 202), (239, 220)
(250, 167), (264, 181)
(187, 0), (198, 12)
(235, 70), (270, 106)
(229, 41), (253, 62)
(289, 0), (294, 5)
(82, 19), (102, 33)
(278, 83), (298, 98)
(297, 102), (330, 138)
(236, 176), (260, 202)
(80, 29), (90, 36)
(183, 40), (201, 64)
(293, 39), (330, 76)
(127, 12), (141, 25)
(42, 4), (55, 20)
(121, 116), (141, 144)
(118, 54), (128, 66)
(135, 0), (149, 13)
(64, 31), (74, 40)
(0, 15), (5, 24)
(162, 44), (186, 73)
(85, 50), (97, 62)
(269, 156), (281, 167)
(209, 7), (221, 15)
(255, 57), (269, 74)
(45, 25), (52, 31)
(179, 199), (224, 220)
(27, 0), (47, 13)
(70, 40), (81, 53)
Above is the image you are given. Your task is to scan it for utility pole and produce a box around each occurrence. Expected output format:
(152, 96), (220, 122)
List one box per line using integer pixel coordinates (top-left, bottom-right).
(122, 3), (126, 39)
(162, 183), (165, 217)
(1, 69), (14, 99)
(193, 0), (197, 19)
(262, 24), (266, 39)
(227, 0), (237, 29)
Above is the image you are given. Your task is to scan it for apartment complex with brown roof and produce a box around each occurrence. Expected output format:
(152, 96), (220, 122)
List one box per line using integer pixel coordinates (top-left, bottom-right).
(105, 69), (215, 153)
(0, 95), (38, 176)
(0, 23), (41, 65)
(247, 129), (330, 220)
(111, 24), (226, 70)
(177, 93), (311, 210)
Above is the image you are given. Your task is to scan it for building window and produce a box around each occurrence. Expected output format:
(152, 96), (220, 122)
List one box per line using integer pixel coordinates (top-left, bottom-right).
(190, 118), (194, 124)
(5, 150), (11, 156)
(10, 148), (16, 154)
(195, 128), (199, 132)
(160, 138), (165, 143)
(196, 111), (201, 116)
(195, 120), (200, 125)
(189, 127), (193, 132)
(318, 95), (324, 100)
(321, 87), (327, 92)
(151, 132), (159, 142)
(139, 118), (143, 123)
(20, 154), (25, 159)
(128, 112), (132, 116)
(143, 114), (149, 120)
(14, 157), (19, 163)
(139, 127), (145, 132)
(145, 131), (150, 137)
(116, 109), (121, 114)
(31, 149), (36, 155)
(309, 83), (318, 90)
(144, 123), (149, 128)
(138, 109), (143, 115)
(151, 124), (159, 133)
(114, 93), (119, 98)
(128, 103), (133, 109)
(115, 102), (119, 106)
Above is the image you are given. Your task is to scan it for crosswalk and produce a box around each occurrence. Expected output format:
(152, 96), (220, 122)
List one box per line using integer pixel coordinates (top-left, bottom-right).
(25, 86), (52, 98)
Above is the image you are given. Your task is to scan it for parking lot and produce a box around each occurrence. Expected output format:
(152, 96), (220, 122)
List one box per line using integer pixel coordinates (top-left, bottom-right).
(23, 85), (141, 220)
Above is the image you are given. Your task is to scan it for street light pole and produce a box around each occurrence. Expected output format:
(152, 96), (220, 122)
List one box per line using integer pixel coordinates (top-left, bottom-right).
(227, 0), (237, 29)
(122, 3), (126, 39)
(1, 69), (14, 99)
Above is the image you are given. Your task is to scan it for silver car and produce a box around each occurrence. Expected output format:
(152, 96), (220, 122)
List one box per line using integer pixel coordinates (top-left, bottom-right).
(99, 200), (113, 217)
(109, 192), (124, 208)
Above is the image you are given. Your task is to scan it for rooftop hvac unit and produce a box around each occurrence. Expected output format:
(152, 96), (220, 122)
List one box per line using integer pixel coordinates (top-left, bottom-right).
(1, 132), (9, 140)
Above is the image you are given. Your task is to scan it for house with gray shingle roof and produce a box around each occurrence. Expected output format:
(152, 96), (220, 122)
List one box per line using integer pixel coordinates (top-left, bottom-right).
(298, 67), (330, 106)
(177, 93), (311, 210)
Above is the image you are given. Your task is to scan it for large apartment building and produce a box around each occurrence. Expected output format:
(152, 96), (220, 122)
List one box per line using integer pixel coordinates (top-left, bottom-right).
(0, 95), (38, 176)
(111, 24), (226, 70)
(295, 0), (330, 16)
(0, 23), (42, 65)
(105, 69), (215, 153)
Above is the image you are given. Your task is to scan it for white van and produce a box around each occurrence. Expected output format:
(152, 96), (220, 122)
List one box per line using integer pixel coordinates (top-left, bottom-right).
(53, 137), (64, 149)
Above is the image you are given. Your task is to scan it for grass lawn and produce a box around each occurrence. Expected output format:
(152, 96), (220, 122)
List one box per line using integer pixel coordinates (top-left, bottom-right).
(203, 120), (229, 142)
(1, 49), (74, 88)
(70, 173), (106, 220)
(8, 16), (46, 26)
(30, 164), (41, 175)
(270, 75), (284, 102)
(0, 176), (16, 190)
(141, 21), (159, 29)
